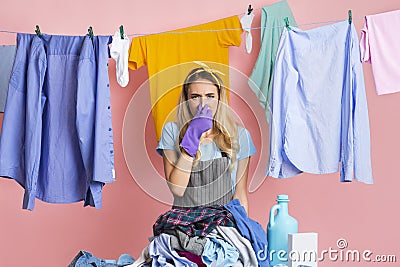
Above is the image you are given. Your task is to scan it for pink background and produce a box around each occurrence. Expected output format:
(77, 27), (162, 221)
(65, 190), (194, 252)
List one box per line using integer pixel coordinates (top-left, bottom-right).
(0, 0), (399, 266)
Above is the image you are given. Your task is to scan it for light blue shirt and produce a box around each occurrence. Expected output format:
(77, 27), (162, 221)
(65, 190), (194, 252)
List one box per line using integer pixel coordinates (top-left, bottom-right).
(156, 122), (257, 193)
(268, 21), (373, 184)
(202, 237), (239, 267)
(0, 33), (115, 210)
(148, 234), (197, 267)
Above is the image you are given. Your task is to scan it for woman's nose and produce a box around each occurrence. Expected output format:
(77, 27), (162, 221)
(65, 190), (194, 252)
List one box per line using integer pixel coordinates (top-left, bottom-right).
(200, 97), (209, 106)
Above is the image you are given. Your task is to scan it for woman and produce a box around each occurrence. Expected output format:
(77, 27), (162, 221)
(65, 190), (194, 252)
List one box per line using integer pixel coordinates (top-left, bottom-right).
(156, 63), (256, 214)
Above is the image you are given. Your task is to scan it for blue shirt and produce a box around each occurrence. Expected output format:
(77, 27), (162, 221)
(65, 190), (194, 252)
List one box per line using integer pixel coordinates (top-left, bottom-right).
(156, 122), (256, 193)
(149, 233), (197, 267)
(268, 21), (373, 184)
(202, 236), (239, 266)
(0, 33), (115, 210)
(224, 199), (270, 267)
(0, 45), (16, 113)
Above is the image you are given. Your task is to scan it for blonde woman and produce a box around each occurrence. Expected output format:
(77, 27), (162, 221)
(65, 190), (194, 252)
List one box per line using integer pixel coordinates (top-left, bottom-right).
(156, 64), (256, 214)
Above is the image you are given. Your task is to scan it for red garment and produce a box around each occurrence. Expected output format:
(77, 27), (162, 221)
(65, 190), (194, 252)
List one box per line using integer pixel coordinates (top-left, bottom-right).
(177, 251), (206, 267)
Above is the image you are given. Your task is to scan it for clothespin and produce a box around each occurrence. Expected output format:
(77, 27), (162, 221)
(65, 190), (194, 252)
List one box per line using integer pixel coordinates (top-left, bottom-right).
(35, 25), (42, 37)
(284, 17), (291, 30)
(247, 4), (253, 15)
(119, 25), (124, 40)
(348, 10), (352, 24)
(88, 26), (94, 39)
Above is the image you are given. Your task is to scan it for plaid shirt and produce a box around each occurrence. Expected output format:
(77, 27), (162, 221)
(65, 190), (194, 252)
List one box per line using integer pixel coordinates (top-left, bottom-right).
(153, 205), (236, 237)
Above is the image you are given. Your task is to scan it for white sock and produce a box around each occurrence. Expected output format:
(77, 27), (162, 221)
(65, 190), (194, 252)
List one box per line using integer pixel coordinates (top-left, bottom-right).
(110, 30), (131, 87)
(240, 13), (255, 54)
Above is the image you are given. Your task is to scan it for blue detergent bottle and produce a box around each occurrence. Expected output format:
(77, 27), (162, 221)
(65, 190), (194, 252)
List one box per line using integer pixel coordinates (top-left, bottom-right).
(267, 194), (298, 266)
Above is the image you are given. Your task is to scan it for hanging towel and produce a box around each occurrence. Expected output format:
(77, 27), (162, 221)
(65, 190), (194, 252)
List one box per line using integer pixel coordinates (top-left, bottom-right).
(248, 0), (297, 123)
(128, 16), (242, 141)
(0, 45), (16, 113)
(0, 33), (115, 210)
(111, 30), (131, 87)
(268, 21), (373, 184)
(360, 9), (400, 95)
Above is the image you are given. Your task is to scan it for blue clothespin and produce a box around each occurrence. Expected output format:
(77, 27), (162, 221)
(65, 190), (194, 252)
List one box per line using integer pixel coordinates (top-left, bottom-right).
(35, 25), (42, 37)
(119, 25), (124, 40)
(284, 17), (291, 30)
(88, 26), (94, 39)
(348, 10), (352, 24)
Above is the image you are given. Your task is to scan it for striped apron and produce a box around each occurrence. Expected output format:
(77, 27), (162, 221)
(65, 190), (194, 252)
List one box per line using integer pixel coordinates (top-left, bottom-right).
(173, 152), (233, 208)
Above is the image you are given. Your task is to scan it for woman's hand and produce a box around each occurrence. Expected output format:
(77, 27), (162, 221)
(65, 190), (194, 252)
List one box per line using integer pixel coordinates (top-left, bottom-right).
(180, 104), (213, 157)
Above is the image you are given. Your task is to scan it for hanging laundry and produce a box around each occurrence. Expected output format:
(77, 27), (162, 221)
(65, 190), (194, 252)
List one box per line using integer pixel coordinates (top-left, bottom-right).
(268, 21), (373, 184)
(248, 0), (297, 123)
(0, 33), (115, 210)
(0, 45), (16, 113)
(128, 16), (242, 141)
(360, 9), (400, 95)
(240, 12), (255, 54)
(111, 29), (131, 87)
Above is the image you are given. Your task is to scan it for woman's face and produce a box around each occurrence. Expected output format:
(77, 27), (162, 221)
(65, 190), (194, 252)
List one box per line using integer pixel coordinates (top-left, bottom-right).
(187, 79), (219, 117)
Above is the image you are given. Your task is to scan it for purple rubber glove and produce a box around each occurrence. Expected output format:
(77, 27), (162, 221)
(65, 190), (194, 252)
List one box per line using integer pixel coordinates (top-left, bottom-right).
(180, 104), (213, 157)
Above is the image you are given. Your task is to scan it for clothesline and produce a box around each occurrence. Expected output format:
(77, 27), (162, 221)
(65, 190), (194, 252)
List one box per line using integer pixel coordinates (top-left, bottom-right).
(0, 16), (365, 37)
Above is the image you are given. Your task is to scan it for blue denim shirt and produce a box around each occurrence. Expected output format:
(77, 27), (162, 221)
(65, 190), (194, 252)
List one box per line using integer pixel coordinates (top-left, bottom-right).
(0, 33), (115, 210)
(69, 251), (134, 267)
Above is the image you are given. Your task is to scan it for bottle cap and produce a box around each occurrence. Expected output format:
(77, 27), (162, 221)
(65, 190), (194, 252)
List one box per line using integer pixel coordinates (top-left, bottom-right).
(277, 194), (289, 202)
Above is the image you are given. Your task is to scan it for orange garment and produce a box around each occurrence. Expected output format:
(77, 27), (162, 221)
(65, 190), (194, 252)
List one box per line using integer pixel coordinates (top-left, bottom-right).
(128, 16), (242, 141)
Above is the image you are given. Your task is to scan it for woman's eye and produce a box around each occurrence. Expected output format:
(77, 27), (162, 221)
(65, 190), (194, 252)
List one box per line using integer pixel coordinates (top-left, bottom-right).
(207, 95), (215, 99)
(191, 95), (199, 99)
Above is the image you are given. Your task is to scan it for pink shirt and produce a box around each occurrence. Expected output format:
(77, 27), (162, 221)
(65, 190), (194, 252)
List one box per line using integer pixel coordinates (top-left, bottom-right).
(360, 10), (400, 95)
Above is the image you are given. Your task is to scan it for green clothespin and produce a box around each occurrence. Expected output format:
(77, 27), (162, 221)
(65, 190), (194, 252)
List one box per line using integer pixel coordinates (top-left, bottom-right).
(348, 10), (352, 24)
(88, 26), (94, 39)
(284, 17), (291, 30)
(119, 25), (124, 40)
(35, 25), (41, 37)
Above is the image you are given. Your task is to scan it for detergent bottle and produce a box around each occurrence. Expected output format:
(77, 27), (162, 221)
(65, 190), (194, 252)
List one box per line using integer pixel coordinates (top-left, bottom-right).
(267, 194), (298, 266)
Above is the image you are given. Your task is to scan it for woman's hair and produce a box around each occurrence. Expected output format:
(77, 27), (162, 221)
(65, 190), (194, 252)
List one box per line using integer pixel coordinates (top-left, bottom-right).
(176, 67), (239, 170)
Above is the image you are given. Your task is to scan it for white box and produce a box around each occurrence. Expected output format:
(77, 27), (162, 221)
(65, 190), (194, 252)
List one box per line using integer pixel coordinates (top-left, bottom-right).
(288, 232), (318, 267)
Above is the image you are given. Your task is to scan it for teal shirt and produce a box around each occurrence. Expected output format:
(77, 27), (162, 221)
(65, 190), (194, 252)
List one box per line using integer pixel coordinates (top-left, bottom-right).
(248, 0), (297, 122)
(156, 122), (257, 193)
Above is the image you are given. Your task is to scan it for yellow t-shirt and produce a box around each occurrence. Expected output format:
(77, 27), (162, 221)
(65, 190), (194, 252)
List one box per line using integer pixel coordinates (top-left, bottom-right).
(128, 16), (242, 141)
